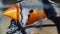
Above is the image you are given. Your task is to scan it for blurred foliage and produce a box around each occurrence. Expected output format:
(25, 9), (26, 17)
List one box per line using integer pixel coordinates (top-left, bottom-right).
(2, 0), (17, 5)
(0, 11), (2, 28)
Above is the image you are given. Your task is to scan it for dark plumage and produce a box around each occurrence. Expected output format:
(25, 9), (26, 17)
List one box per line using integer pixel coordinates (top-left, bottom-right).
(41, 0), (60, 34)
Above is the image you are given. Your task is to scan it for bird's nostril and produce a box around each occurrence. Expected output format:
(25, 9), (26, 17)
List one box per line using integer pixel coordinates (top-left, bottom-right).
(29, 9), (34, 13)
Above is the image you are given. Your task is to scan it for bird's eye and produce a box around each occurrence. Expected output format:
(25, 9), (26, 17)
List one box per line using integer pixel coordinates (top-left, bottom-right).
(29, 9), (34, 13)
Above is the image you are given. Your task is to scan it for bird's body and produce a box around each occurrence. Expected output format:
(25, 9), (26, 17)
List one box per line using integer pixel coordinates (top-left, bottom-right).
(3, 0), (60, 34)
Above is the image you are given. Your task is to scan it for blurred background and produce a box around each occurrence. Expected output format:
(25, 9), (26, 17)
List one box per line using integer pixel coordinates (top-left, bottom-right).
(0, 0), (60, 34)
